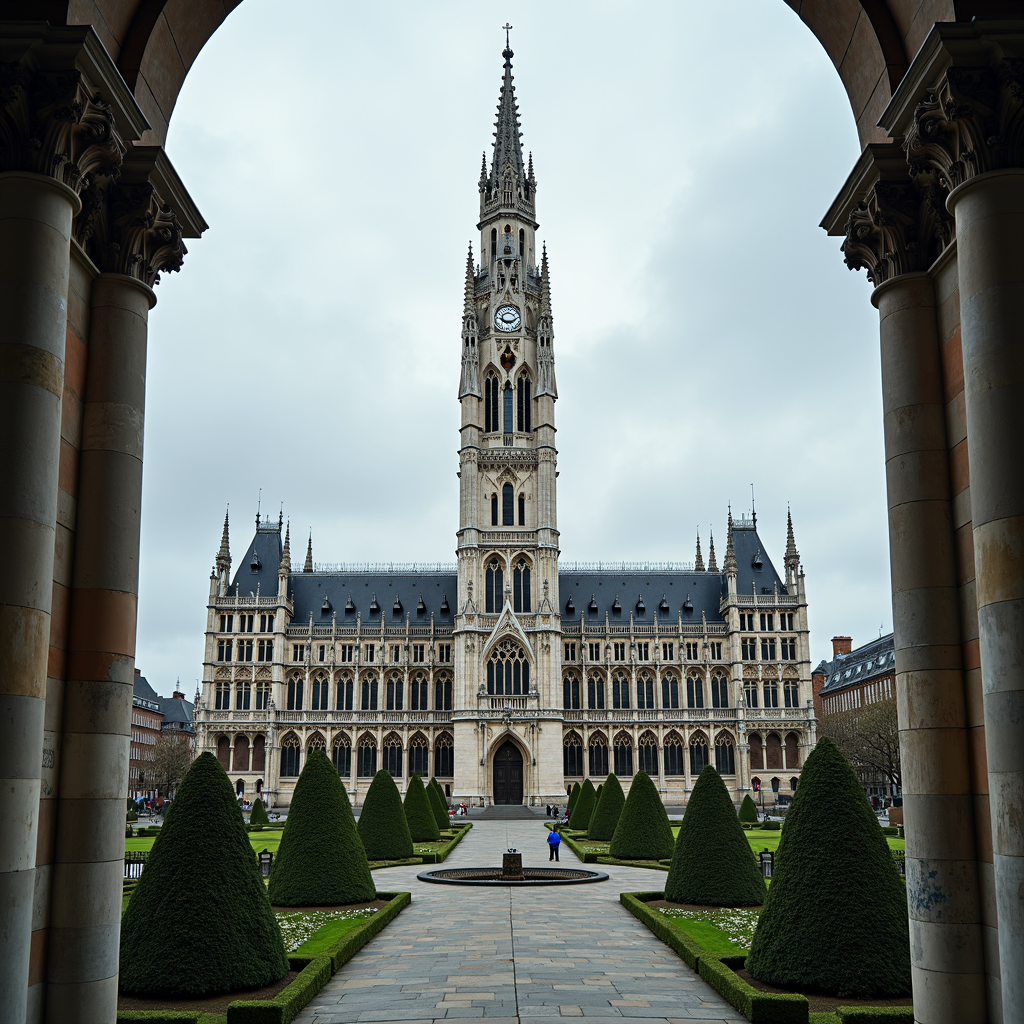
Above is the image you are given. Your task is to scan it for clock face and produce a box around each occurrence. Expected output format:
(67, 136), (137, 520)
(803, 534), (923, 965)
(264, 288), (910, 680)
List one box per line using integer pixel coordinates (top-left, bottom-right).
(494, 304), (522, 332)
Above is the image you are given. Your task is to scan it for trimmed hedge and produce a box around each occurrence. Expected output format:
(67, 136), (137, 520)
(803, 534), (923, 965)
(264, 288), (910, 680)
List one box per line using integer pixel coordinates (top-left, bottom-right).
(746, 738), (911, 999)
(426, 778), (450, 831)
(571, 778), (598, 832)
(119, 752), (289, 998)
(836, 1010), (914, 1022)
(588, 774), (624, 841)
(666, 764), (766, 907)
(567, 781), (580, 812)
(403, 774), (441, 842)
(417, 823), (472, 863)
(249, 798), (269, 825)
(739, 794), (759, 823)
(357, 770), (414, 860)
(609, 770), (675, 861)
(268, 750), (375, 907)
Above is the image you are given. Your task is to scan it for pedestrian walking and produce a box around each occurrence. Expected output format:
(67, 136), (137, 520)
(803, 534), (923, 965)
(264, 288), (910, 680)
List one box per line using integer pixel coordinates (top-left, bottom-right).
(547, 827), (561, 862)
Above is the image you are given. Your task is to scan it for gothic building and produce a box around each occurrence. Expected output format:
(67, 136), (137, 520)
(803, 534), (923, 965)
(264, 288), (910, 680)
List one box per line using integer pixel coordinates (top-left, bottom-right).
(194, 41), (815, 808)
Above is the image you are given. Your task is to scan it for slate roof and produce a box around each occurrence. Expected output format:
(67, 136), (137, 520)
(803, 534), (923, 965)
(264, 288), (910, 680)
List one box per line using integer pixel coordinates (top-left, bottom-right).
(818, 633), (895, 696)
(132, 670), (161, 712)
(291, 572), (458, 624)
(159, 696), (195, 733)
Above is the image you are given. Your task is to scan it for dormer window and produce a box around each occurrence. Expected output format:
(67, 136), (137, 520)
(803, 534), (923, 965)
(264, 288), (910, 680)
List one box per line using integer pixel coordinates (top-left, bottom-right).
(416, 596), (426, 618)
(369, 594), (380, 616)
(611, 596), (622, 618)
(393, 597), (403, 618)
(440, 595), (450, 616)
(565, 597), (575, 616)
(249, 549), (261, 572)
(321, 597), (332, 615)
(588, 596), (598, 616)
(344, 595), (355, 617)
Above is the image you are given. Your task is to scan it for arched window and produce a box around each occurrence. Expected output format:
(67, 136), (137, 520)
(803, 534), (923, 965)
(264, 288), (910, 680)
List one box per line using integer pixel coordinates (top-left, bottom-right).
(790, 776), (799, 791)
(232, 735), (249, 771)
(785, 731), (800, 769)
(256, 678), (271, 710)
(235, 682), (251, 711)
(690, 733), (709, 775)
(562, 675), (581, 710)
(749, 733), (764, 770)
(687, 673), (704, 709)
(357, 735), (377, 777)
(589, 734), (608, 776)
(332, 735), (352, 776)
(311, 674), (329, 711)
(664, 732), (684, 775)
(518, 227), (526, 263)
(487, 638), (530, 695)
(491, 493), (498, 525)
(386, 674), (404, 710)
(743, 677), (759, 709)
(485, 558), (504, 613)
(612, 672), (630, 709)
(766, 732), (784, 769)
(715, 733), (736, 775)
(383, 733), (403, 777)
(784, 677), (800, 708)
(518, 493), (525, 525)
(434, 733), (454, 777)
(503, 381), (513, 433)
(711, 673), (729, 708)
(517, 373), (532, 432)
(337, 673), (354, 711)
(490, 227), (497, 265)
(236, 778), (245, 797)
(485, 373), (499, 432)
(435, 673), (453, 711)
(763, 678), (780, 709)
(287, 675), (303, 711)
(502, 483), (514, 525)
(662, 674), (679, 710)
(614, 733), (634, 777)
(409, 734), (429, 777)
(307, 732), (326, 755)
(215, 680), (230, 710)
(280, 734), (300, 777)
(637, 671), (655, 710)
(513, 558), (531, 612)
(252, 734), (266, 772)
(410, 672), (428, 711)
(216, 735), (230, 769)
(639, 732), (659, 775)
(563, 733), (583, 776)
(361, 674), (378, 711)
(587, 673), (605, 710)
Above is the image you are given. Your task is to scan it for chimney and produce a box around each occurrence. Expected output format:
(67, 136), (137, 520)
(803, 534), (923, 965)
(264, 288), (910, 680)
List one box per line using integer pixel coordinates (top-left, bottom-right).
(832, 636), (853, 657)
(172, 690), (185, 700)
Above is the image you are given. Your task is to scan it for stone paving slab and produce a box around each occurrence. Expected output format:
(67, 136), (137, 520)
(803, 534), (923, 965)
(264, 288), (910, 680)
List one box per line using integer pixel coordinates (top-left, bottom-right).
(297, 821), (743, 1024)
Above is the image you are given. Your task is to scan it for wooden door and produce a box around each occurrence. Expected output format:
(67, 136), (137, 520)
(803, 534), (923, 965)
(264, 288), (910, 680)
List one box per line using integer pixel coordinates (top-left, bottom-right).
(493, 740), (524, 804)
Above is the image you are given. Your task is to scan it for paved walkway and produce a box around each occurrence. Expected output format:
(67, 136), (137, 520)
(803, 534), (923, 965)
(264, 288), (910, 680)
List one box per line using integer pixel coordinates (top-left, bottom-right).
(295, 821), (743, 1024)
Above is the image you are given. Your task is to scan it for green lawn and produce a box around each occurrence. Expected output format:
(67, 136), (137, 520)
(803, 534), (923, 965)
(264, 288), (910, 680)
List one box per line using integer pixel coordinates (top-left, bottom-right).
(291, 915), (371, 956)
(673, 917), (748, 955)
(126, 832), (283, 856)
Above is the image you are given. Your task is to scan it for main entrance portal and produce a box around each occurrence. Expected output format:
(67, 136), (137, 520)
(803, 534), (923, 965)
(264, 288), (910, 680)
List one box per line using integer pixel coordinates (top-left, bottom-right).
(492, 741), (524, 805)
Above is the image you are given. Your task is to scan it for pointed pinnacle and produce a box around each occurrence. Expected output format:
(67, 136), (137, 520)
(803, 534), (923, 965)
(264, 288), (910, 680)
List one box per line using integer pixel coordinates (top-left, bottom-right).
(304, 531), (313, 573)
(216, 506), (231, 570)
(694, 529), (704, 572)
(708, 528), (718, 573)
(279, 522), (290, 572)
(724, 511), (737, 574)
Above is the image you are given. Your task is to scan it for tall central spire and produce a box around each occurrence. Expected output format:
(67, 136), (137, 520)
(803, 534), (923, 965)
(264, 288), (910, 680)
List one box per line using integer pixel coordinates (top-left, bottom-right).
(490, 34), (525, 186)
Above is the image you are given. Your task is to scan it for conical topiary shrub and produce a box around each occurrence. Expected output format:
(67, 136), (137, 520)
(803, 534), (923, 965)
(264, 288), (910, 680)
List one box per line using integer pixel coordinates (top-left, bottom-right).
(268, 749), (376, 906)
(665, 765), (766, 906)
(746, 737), (911, 998)
(588, 774), (625, 841)
(357, 769), (414, 860)
(739, 794), (759, 823)
(567, 782), (581, 813)
(404, 774), (441, 842)
(595, 783), (603, 808)
(249, 797), (269, 825)
(572, 779), (597, 832)
(608, 770), (675, 860)
(119, 752), (288, 997)
(427, 778), (450, 831)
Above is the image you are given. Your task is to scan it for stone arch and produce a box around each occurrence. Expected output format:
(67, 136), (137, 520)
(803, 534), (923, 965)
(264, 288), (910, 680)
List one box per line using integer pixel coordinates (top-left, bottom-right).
(714, 730), (736, 776)
(434, 731), (454, 778)
(306, 731), (326, 754)
(563, 730), (583, 777)
(215, 734), (230, 769)
(232, 734), (249, 771)
(356, 732), (377, 777)
(588, 730), (609, 777)
(785, 731), (801, 769)
(252, 733), (265, 772)
(689, 729), (710, 775)
(383, 731), (403, 777)
(748, 732), (764, 770)
(638, 730), (659, 775)
(332, 732), (352, 776)
(765, 732), (784, 770)
(280, 732), (300, 778)
(664, 730), (684, 776)
(408, 731), (429, 777)
(613, 730), (633, 777)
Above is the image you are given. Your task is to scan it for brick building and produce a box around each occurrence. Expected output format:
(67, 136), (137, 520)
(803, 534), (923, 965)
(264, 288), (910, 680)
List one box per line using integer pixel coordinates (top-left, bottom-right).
(129, 671), (164, 797)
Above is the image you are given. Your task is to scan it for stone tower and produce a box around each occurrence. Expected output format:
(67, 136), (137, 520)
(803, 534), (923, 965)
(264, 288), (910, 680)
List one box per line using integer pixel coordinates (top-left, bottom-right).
(453, 34), (564, 804)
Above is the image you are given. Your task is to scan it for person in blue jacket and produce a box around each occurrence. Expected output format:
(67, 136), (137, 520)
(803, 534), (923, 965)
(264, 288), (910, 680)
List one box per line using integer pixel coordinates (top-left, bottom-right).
(547, 827), (561, 862)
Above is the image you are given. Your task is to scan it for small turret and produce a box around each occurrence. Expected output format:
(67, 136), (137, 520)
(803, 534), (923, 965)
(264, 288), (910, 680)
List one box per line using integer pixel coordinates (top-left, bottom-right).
(304, 531), (314, 573)
(278, 522), (290, 598)
(724, 508), (738, 579)
(536, 243), (557, 398)
(459, 242), (481, 398)
(694, 529), (705, 572)
(215, 507), (231, 594)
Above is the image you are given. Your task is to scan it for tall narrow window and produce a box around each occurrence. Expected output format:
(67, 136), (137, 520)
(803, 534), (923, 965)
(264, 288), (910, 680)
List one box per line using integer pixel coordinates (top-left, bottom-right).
(410, 672), (428, 711)
(587, 673), (605, 710)
(517, 374), (532, 431)
(409, 735), (429, 777)
(518, 493), (525, 525)
(715, 733), (736, 775)
(562, 676), (580, 710)
(783, 678), (799, 708)
(235, 683), (251, 711)
(280, 735), (300, 777)
(287, 676), (303, 711)
(686, 674), (705, 709)
(690, 733), (710, 774)
(637, 671), (655, 710)
(435, 674), (453, 711)
(589, 735), (609, 776)
(383, 734), (402, 777)
(639, 733), (659, 775)
(332, 736), (352, 776)
(487, 638), (530, 696)
(386, 674), (404, 710)
(711, 674), (729, 708)
(491, 493), (498, 525)
(662, 674), (679, 709)
(490, 227), (497, 264)
(435, 733), (454, 776)
(563, 734), (583, 776)
(614, 734), (633, 777)
(485, 559), (504, 613)
(311, 675), (329, 711)
(612, 672), (630, 709)
(518, 227), (525, 262)
(513, 557), (531, 612)
(485, 374), (499, 432)
(357, 737), (377, 777)
(503, 381), (513, 434)
(337, 674), (354, 711)
(361, 675), (378, 711)
(502, 484), (514, 526)
(664, 734), (684, 775)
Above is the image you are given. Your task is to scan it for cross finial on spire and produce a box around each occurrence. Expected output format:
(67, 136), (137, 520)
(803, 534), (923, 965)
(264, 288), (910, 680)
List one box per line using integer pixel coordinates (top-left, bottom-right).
(695, 529), (704, 572)
(503, 22), (512, 49)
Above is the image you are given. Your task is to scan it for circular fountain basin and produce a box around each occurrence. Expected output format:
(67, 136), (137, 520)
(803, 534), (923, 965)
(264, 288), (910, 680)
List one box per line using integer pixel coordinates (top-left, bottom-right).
(417, 866), (609, 886)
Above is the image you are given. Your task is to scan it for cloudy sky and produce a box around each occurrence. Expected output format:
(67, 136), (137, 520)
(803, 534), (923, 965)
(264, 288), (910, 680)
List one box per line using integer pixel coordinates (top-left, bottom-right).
(137, 0), (889, 694)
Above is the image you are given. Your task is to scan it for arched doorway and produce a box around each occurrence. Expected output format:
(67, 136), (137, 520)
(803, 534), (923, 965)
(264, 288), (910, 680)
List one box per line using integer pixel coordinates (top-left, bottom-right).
(492, 740), (523, 805)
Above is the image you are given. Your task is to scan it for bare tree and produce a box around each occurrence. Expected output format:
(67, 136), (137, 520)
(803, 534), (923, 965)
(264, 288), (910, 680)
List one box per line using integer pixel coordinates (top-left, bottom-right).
(822, 700), (901, 792)
(147, 733), (195, 798)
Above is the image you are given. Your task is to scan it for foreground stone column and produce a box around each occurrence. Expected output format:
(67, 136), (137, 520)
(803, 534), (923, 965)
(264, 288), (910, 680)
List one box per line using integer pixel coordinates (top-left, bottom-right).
(874, 272), (987, 1023)
(0, 170), (79, 1024)
(46, 273), (155, 1023)
(947, 168), (1024, 1024)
